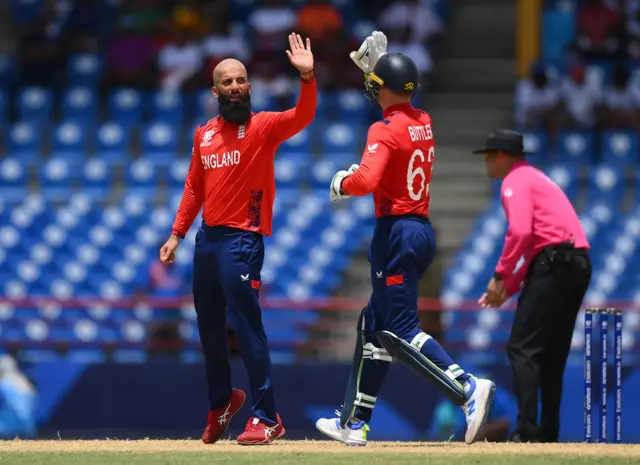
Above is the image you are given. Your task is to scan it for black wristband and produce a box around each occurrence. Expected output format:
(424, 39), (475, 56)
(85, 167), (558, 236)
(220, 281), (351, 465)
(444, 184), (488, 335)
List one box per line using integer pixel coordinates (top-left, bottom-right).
(493, 272), (502, 281)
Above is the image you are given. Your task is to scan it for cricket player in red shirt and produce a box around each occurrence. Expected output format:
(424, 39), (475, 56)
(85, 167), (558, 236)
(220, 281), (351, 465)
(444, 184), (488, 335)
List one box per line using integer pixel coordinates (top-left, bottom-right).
(159, 33), (316, 445)
(315, 33), (495, 446)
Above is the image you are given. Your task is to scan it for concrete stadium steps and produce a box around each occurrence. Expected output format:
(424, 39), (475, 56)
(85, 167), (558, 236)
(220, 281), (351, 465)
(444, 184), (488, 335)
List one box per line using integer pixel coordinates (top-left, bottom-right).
(430, 59), (517, 93)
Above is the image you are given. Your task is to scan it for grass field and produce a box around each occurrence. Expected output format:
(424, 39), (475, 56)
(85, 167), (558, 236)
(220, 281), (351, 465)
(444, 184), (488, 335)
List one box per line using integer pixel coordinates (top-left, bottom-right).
(0, 440), (639, 465)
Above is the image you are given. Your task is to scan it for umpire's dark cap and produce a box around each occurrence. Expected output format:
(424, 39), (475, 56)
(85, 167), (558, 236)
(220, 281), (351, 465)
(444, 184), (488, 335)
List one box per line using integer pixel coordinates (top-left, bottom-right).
(472, 129), (534, 155)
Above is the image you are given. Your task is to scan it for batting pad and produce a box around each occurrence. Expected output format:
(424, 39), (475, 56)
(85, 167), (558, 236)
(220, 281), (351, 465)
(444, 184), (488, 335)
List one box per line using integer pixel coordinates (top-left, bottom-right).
(339, 309), (392, 427)
(375, 330), (466, 406)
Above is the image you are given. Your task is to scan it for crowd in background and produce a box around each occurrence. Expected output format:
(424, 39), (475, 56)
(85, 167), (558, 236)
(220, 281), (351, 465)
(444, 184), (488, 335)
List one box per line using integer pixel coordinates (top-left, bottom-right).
(515, 0), (640, 135)
(16, 0), (444, 102)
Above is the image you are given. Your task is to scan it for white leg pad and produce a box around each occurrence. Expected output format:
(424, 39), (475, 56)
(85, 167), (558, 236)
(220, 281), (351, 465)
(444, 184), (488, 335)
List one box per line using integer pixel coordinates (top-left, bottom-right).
(363, 343), (392, 362)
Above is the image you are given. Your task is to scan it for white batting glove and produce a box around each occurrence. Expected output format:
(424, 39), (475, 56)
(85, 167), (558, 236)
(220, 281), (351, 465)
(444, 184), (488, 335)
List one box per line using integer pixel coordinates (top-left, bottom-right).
(347, 164), (359, 173)
(330, 170), (351, 202)
(349, 31), (388, 74)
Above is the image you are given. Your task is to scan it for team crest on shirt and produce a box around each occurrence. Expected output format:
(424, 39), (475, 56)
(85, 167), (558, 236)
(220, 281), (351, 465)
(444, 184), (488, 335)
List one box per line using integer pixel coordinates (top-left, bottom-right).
(200, 130), (214, 147)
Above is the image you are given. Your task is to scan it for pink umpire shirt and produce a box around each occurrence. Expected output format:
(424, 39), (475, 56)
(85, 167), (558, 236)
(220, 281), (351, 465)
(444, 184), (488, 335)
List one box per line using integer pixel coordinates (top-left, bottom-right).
(495, 160), (589, 296)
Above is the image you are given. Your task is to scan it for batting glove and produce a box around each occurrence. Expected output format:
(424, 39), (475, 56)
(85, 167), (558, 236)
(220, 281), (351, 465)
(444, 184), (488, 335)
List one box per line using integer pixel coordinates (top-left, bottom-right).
(330, 170), (351, 202)
(349, 31), (388, 74)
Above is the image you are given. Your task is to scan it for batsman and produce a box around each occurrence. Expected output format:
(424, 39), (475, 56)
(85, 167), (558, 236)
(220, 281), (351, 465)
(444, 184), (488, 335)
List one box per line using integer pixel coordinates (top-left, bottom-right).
(315, 32), (496, 446)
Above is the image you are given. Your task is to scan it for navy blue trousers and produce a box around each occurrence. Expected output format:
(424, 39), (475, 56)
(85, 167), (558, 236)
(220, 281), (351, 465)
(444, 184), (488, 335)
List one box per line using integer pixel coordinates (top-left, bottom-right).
(193, 223), (276, 424)
(354, 215), (438, 421)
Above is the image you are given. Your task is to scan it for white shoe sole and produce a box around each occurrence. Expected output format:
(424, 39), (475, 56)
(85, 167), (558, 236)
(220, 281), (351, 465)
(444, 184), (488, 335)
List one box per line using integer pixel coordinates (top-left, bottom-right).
(466, 381), (497, 445)
(315, 420), (367, 447)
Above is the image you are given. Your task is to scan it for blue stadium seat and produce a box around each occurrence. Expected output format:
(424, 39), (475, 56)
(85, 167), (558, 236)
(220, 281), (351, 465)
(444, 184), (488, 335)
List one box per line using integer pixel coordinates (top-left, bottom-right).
(124, 158), (161, 193)
(52, 121), (87, 160)
(332, 89), (368, 122)
(7, 121), (41, 161)
(279, 128), (311, 153)
(67, 54), (103, 87)
(140, 122), (179, 158)
(310, 159), (341, 188)
(275, 157), (304, 188)
(151, 91), (184, 124)
(107, 88), (143, 127)
(249, 92), (274, 113)
(322, 123), (358, 153)
(586, 164), (625, 204)
(81, 159), (113, 199)
(17, 87), (53, 124)
(62, 86), (98, 123)
(168, 159), (189, 188)
(522, 130), (549, 167)
(195, 89), (217, 122)
(0, 158), (28, 201)
(601, 131), (637, 167)
(38, 158), (79, 201)
(0, 158), (27, 187)
(556, 131), (595, 165)
(95, 122), (131, 165)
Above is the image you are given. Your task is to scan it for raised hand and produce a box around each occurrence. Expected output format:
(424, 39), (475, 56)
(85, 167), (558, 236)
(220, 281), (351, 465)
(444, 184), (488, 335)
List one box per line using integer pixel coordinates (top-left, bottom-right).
(286, 33), (313, 73)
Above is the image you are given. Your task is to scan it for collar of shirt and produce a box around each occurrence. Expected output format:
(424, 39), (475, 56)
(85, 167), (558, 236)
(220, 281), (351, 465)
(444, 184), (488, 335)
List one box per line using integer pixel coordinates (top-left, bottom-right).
(382, 102), (413, 119)
(506, 159), (529, 177)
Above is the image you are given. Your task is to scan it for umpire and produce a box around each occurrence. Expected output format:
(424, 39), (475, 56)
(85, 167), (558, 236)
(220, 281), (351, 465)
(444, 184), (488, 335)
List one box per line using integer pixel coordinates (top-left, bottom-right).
(473, 130), (592, 443)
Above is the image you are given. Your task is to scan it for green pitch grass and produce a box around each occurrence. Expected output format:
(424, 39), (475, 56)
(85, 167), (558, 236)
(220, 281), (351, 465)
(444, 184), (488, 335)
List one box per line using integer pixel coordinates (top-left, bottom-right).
(0, 440), (639, 464)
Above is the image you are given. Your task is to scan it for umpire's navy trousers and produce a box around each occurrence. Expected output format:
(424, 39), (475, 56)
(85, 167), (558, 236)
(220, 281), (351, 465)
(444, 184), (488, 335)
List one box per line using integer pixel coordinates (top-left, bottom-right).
(193, 222), (276, 424)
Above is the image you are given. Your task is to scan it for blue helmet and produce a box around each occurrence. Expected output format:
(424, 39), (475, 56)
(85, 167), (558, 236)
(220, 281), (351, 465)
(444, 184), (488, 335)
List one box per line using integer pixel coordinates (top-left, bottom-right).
(365, 52), (420, 100)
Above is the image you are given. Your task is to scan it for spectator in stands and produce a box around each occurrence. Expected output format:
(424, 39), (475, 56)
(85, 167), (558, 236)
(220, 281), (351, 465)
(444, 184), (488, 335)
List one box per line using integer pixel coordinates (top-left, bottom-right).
(157, 26), (205, 92)
(575, 0), (622, 59)
(378, 0), (443, 44)
(248, 0), (297, 52)
(296, 0), (343, 44)
(514, 64), (560, 132)
(558, 62), (603, 129)
(387, 27), (434, 78)
(17, 4), (64, 87)
(172, 0), (208, 36)
(602, 64), (640, 130)
(104, 16), (157, 90)
(202, 19), (251, 81)
(250, 54), (294, 111)
(313, 30), (368, 91)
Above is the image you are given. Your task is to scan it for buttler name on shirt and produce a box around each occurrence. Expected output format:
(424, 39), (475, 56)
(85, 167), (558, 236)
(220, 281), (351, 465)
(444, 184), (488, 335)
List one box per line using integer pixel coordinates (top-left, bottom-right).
(201, 151), (241, 170)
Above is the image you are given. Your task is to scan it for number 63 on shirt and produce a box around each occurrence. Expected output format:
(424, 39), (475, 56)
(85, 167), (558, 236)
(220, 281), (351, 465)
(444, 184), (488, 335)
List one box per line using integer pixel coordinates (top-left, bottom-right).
(341, 103), (435, 218)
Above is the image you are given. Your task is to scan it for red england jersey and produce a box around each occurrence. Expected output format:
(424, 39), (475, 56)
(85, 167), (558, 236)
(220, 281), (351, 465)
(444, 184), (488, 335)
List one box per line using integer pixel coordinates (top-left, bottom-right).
(171, 78), (317, 237)
(342, 102), (434, 218)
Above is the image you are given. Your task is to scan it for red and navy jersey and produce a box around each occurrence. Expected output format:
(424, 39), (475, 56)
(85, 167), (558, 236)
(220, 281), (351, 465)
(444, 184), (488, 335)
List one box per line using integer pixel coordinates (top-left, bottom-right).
(342, 102), (435, 218)
(171, 78), (317, 237)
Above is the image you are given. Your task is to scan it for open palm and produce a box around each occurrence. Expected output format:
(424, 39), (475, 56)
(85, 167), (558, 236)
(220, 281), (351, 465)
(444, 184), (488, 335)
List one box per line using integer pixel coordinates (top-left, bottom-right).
(286, 33), (313, 73)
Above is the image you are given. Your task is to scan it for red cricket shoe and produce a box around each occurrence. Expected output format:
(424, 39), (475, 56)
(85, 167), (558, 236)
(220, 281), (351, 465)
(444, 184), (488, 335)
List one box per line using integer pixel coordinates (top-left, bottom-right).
(237, 413), (285, 445)
(202, 388), (246, 444)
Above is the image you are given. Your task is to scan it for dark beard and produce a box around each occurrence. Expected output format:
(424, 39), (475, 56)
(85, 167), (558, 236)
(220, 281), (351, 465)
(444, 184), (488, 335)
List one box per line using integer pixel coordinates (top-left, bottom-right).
(218, 92), (251, 124)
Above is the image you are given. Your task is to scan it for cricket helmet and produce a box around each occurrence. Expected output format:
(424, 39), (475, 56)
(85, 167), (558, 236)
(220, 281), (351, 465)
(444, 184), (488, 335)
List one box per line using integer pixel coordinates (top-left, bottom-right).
(365, 52), (420, 100)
